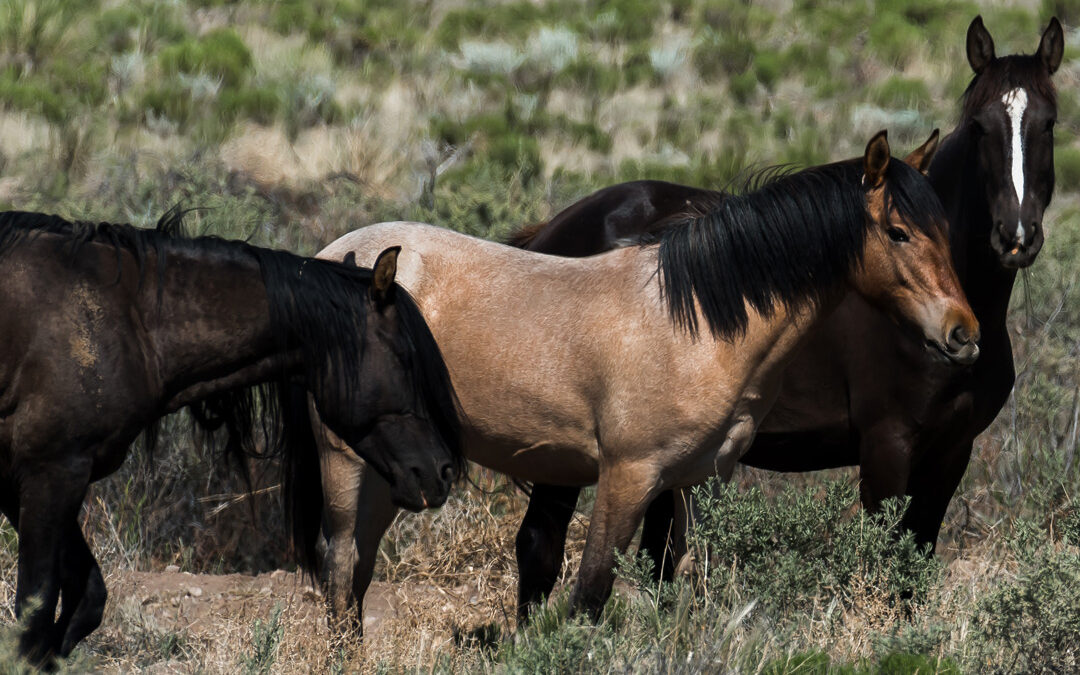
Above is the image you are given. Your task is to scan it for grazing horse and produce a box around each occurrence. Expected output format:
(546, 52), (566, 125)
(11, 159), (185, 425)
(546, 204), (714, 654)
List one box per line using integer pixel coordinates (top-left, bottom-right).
(304, 132), (978, 627)
(0, 210), (462, 664)
(509, 15), (1063, 614)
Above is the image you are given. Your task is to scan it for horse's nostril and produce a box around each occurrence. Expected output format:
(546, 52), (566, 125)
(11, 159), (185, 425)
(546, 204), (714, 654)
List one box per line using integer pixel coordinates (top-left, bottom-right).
(949, 325), (971, 348)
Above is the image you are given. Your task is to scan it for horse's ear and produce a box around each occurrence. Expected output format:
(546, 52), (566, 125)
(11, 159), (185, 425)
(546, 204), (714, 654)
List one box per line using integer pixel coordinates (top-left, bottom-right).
(863, 130), (890, 189)
(966, 15), (995, 74)
(904, 129), (940, 175)
(1038, 17), (1064, 74)
(343, 251), (357, 267)
(371, 246), (401, 305)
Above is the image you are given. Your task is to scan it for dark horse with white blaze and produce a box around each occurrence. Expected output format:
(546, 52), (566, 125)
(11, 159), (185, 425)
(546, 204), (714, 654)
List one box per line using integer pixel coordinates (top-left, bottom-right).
(0, 210), (463, 664)
(506, 15), (1063, 620)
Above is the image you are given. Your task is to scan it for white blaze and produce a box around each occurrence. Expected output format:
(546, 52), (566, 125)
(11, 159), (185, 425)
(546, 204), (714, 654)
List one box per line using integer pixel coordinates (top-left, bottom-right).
(1003, 87), (1029, 242)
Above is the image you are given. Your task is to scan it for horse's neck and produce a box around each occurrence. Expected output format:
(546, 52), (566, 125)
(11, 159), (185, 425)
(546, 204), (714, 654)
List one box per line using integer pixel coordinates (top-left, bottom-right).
(930, 125), (1017, 329)
(145, 246), (297, 411)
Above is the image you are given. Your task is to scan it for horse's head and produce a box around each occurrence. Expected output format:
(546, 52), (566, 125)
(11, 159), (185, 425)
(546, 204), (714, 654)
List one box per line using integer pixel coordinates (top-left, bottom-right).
(856, 130), (980, 365)
(311, 247), (462, 512)
(962, 15), (1062, 268)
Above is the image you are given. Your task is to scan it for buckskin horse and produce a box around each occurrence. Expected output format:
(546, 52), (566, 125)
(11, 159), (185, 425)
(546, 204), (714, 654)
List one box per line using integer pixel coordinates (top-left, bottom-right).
(303, 132), (978, 627)
(0, 209), (462, 663)
(507, 15), (1063, 619)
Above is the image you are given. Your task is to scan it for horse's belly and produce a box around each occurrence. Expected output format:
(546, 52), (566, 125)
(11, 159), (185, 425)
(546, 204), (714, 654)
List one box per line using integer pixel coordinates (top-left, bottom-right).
(464, 434), (600, 486)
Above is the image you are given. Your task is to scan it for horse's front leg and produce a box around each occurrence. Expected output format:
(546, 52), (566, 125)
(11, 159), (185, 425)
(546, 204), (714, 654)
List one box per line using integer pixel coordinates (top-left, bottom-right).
(317, 433), (364, 630)
(568, 461), (660, 620)
(349, 461), (399, 637)
(14, 456), (92, 665)
(901, 437), (975, 555)
(857, 421), (915, 513)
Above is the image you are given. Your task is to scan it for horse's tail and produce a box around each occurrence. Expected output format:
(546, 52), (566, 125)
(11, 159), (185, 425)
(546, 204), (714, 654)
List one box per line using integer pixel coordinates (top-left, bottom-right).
(279, 383), (324, 580)
(503, 220), (548, 249)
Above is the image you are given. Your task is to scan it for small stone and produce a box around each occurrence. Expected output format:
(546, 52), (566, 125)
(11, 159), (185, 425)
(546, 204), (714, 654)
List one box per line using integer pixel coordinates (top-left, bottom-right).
(165, 565), (180, 573)
(188, 586), (203, 598)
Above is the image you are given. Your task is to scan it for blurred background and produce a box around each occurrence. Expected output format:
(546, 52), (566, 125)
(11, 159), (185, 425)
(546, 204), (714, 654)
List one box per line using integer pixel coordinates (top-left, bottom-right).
(2, 0), (1080, 671)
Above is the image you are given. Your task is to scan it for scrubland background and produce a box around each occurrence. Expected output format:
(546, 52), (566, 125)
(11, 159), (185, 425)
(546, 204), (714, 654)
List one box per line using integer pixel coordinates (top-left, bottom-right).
(3, 0), (1080, 672)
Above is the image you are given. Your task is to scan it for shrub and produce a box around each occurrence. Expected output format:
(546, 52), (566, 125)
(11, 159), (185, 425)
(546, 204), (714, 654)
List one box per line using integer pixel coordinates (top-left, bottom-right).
(693, 28), (755, 80)
(1044, 0), (1080, 25)
(690, 480), (940, 612)
(141, 82), (194, 127)
(970, 520), (1080, 672)
(95, 5), (141, 52)
(426, 159), (548, 239)
(217, 86), (281, 126)
(872, 76), (931, 109)
(1055, 146), (1080, 191)
(867, 12), (923, 67)
(159, 28), (252, 87)
(0, 68), (69, 123)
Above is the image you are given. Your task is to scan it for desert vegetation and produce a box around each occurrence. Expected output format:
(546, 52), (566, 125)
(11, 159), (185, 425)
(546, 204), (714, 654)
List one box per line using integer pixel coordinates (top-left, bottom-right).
(2, 0), (1080, 671)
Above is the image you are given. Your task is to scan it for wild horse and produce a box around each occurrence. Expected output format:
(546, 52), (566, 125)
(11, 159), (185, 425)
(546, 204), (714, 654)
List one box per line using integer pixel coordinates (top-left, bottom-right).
(304, 132), (978, 627)
(0, 209), (463, 664)
(509, 15), (1063, 618)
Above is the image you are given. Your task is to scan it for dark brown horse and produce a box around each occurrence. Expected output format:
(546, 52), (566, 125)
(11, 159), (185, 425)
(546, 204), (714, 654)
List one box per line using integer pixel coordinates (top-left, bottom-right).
(0, 210), (462, 664)
(509, 15), (1063, 620)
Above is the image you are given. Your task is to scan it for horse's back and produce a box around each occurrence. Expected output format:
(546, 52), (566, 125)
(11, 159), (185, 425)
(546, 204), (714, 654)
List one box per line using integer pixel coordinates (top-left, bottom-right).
(519, 180), (724, 254)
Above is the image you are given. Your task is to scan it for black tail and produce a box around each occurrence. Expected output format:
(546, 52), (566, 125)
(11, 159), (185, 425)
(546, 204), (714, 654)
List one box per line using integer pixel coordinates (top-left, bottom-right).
(280, 383), (324, 580)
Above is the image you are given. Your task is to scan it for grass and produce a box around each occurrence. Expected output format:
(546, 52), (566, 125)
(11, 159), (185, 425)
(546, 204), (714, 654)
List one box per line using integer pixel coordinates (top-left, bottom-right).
(0, 0), (1078, 671)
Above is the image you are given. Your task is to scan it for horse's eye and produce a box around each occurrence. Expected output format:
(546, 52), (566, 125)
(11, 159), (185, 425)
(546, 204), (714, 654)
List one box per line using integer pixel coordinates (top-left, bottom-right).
(887, 227), (910, 243)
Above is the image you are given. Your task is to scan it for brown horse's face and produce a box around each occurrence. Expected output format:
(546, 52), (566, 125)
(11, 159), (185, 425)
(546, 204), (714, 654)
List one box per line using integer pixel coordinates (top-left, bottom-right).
(965, 17), (1062, 269)
(314, 248), (458, 512)
(854, 132), (980, 366)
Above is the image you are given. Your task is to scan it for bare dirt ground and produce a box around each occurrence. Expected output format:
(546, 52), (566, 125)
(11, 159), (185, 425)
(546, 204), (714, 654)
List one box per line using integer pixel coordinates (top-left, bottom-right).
(87, 569), (502, 672)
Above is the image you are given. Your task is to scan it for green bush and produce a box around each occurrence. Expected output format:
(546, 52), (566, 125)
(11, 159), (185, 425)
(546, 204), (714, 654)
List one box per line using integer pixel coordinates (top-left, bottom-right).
(693, 28), (755, 80)
(426, 159), (548, 239)
(970, 520), (1080, 672)
(867, 12), (923, 66)
(1044, 0), (1080, 25)
(691, 480), (939, 612)
(1055, 146), (1080, 190)
(141, 83), (194, 126)
(159, 28), (252, 87)
(872, 76), (931, 109)
(217, 86), (281, 125)
(95, 5), (141, 52)
(0, 69), (68, 123)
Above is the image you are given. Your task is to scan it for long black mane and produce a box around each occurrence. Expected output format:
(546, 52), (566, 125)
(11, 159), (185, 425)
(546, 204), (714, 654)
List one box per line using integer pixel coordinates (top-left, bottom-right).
(0, 207), (463, 479)
(657, 158), (946, 339)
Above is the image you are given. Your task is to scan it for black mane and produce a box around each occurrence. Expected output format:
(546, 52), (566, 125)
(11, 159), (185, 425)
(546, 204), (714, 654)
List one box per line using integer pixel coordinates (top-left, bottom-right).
(657, 158), (946, 339)
(0, 208), (463, 474)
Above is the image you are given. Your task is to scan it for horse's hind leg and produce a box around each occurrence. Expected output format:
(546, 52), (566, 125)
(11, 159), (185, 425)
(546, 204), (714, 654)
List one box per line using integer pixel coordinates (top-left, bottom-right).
(570, 462), (659, 620)
(14, 460), (91, 664)
(515, 484), (579, 625)
(637, 490), (677, 581)
(56, 522), (107, 657)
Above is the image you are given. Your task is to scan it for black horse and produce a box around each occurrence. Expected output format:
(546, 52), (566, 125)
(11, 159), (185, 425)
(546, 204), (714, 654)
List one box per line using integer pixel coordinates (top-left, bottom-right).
(508, 15), (1063, 621)
(0, 209), (462, 663)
